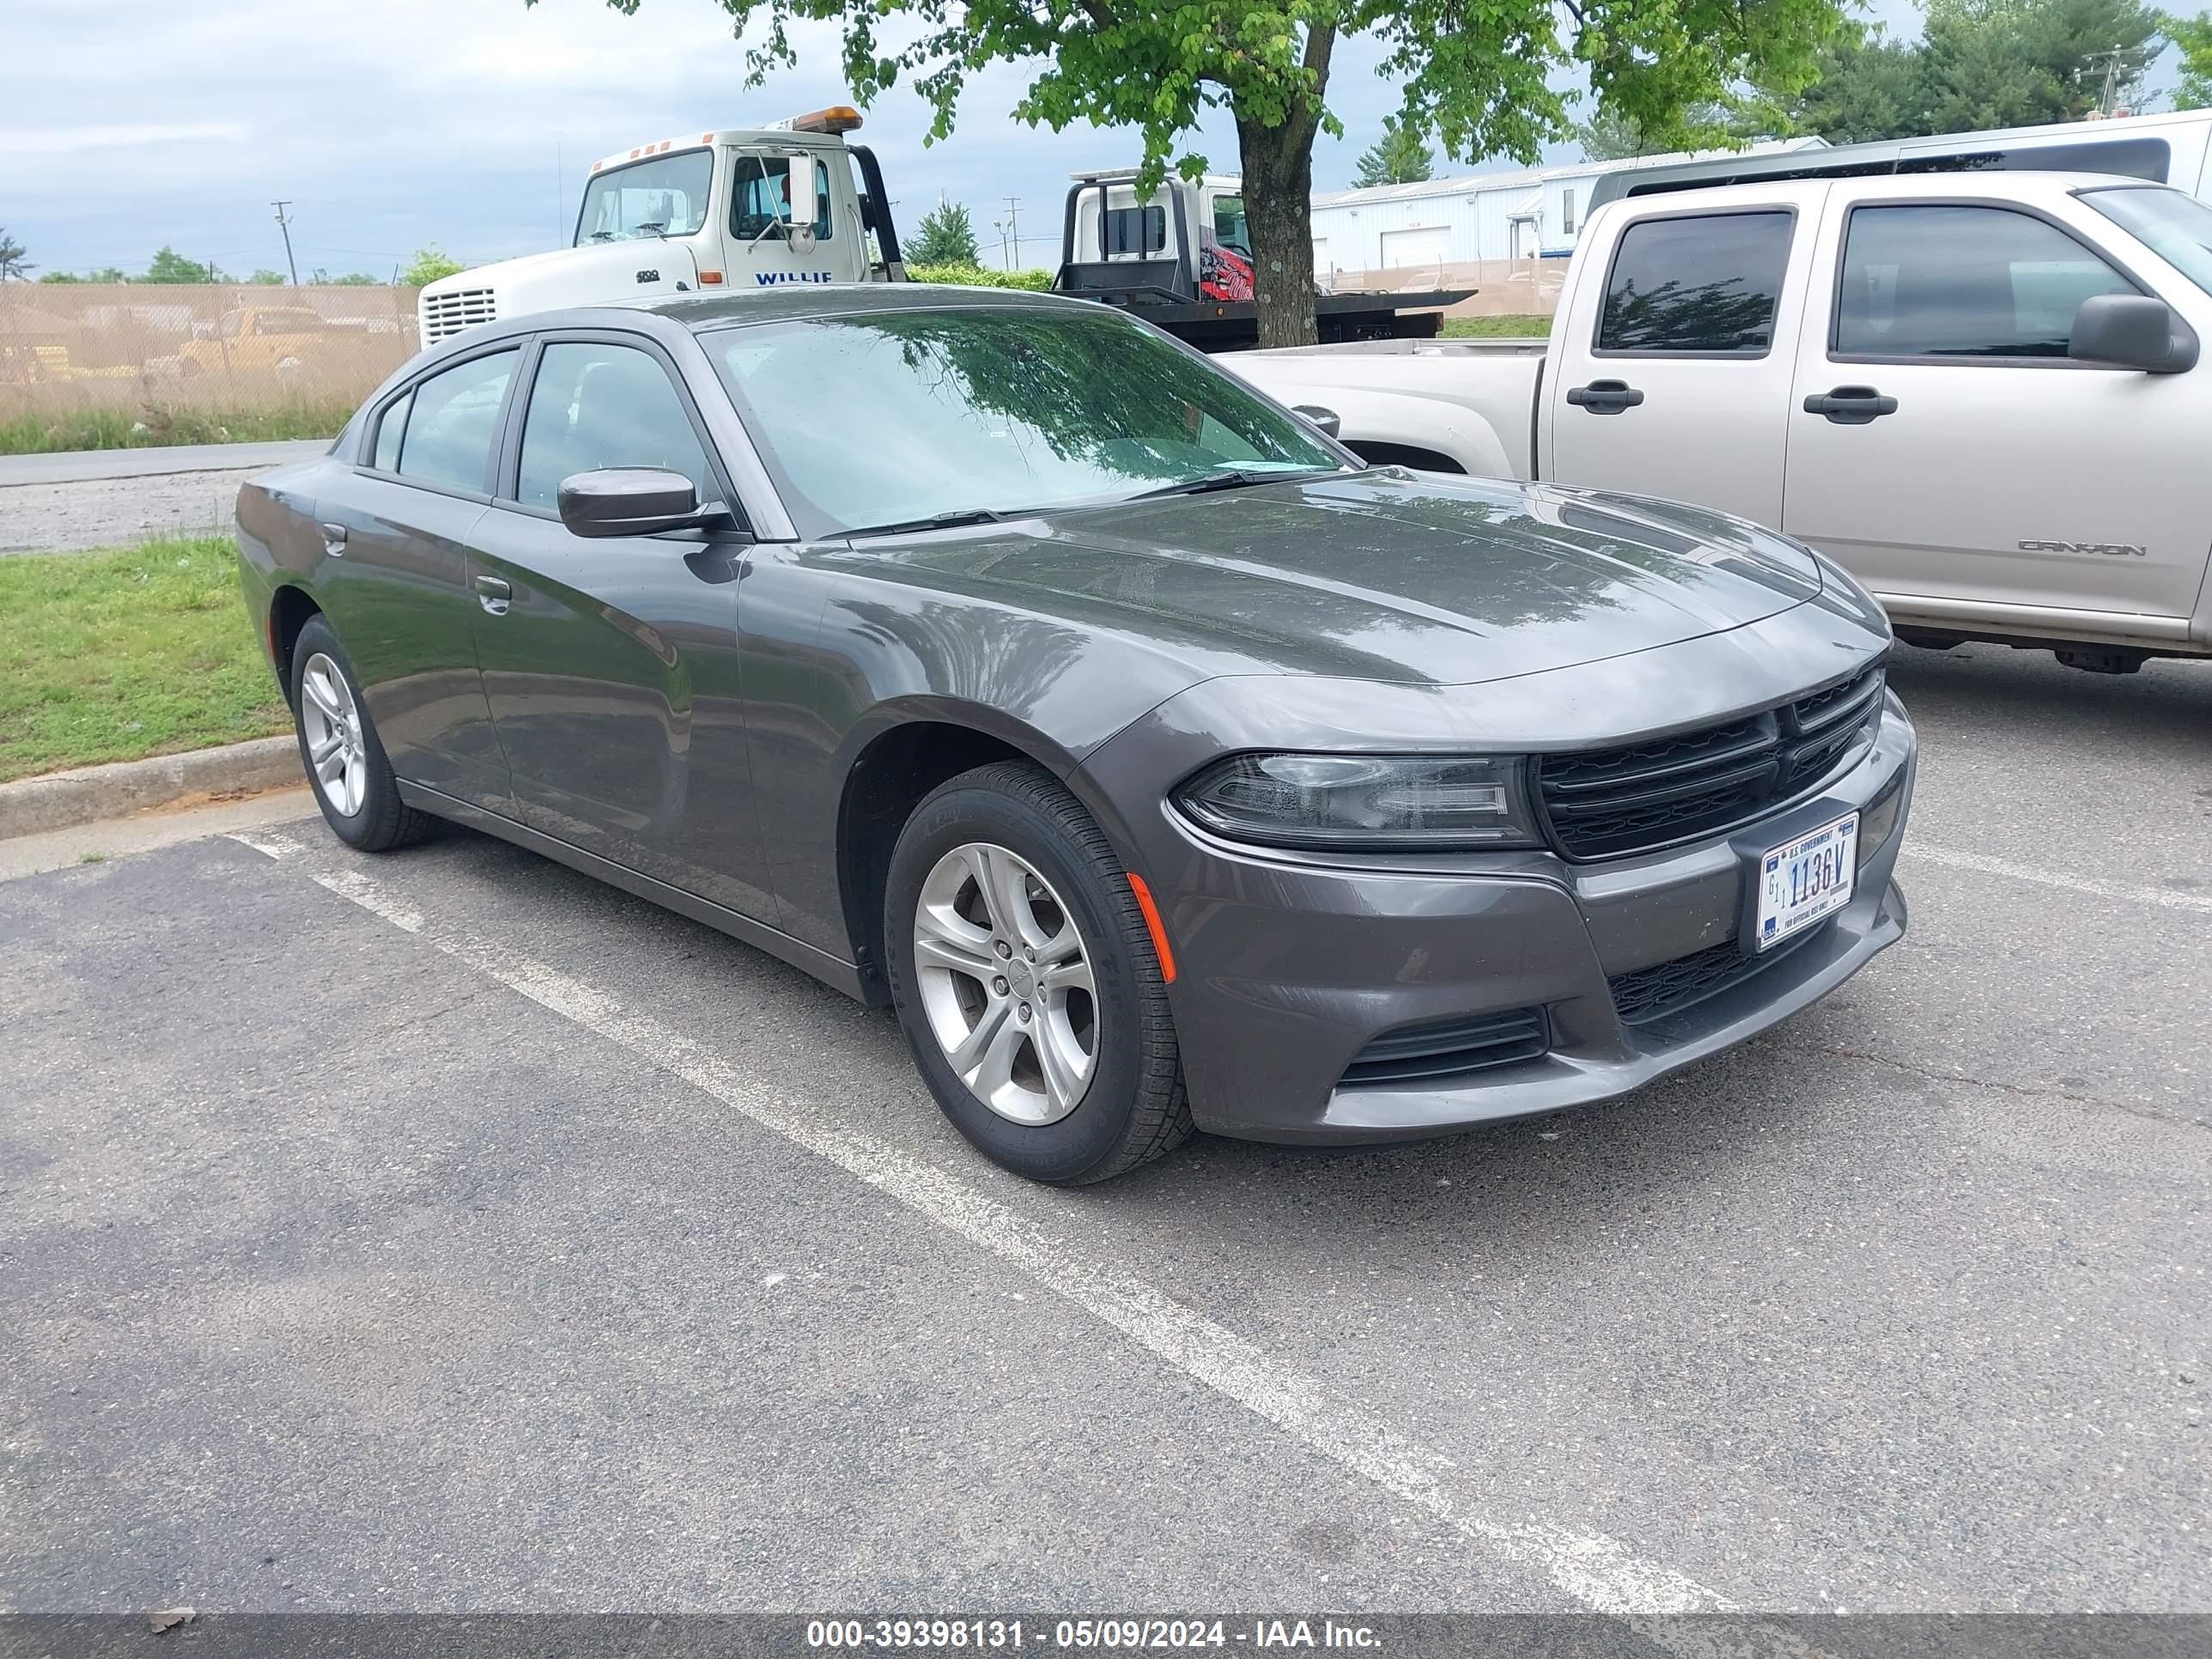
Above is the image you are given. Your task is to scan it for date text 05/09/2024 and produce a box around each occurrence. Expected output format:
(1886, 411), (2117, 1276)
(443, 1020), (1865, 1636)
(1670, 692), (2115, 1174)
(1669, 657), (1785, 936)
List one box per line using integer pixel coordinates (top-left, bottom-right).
(805, 1619), (1382, 1650)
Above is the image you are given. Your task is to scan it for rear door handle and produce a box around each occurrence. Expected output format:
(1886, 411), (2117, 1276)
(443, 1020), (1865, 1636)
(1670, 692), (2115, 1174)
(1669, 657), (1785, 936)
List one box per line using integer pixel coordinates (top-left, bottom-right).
(1803, 386), (1898, 424)
(319, 522), (347, 557)
(1565, 379), (1644, 414)
(474, 574), (511, 617)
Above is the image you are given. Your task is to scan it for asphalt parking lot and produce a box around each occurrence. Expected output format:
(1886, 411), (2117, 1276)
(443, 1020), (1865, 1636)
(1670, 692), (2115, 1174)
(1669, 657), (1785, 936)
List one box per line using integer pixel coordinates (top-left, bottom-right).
(3, 641), (2207, 1616)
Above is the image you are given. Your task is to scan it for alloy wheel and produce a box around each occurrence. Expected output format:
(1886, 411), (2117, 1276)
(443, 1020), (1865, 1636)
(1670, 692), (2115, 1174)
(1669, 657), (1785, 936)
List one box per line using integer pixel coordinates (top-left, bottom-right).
(298, 652), (369, 818)
(911, 842), (1099, 1126)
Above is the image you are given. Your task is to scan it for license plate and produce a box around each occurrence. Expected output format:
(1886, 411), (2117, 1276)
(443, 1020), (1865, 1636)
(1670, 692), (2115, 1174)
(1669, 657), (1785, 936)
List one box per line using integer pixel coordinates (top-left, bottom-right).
(1755, 811), (1859, 952)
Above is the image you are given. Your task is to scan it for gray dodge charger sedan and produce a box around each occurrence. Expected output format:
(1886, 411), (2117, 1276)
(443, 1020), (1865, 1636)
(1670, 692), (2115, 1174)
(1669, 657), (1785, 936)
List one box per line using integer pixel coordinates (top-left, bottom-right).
(236, 285), (1915, 1184)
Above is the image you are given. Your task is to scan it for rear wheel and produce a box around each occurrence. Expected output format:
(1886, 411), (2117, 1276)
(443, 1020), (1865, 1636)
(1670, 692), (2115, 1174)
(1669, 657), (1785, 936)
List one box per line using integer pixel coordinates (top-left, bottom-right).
(884, 761), (1191, 1184)
(289, 616), (431, 853)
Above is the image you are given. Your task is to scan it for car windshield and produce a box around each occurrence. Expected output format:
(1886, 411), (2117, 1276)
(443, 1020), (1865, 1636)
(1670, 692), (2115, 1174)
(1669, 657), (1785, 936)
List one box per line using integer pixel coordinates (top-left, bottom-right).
(576, 149), (714, 245)
(706, 304), (1346, 537)
(2081, 185), (2212, 296)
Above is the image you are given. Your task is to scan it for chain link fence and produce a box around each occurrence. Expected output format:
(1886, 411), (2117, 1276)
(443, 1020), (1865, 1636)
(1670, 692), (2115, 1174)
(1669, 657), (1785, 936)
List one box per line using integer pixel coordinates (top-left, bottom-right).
(0, 283), (422, 428)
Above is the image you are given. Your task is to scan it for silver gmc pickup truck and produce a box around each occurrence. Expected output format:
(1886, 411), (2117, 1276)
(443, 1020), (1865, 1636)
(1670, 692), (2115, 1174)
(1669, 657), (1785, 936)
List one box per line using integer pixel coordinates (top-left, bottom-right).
(1231, 171), (2212, 672)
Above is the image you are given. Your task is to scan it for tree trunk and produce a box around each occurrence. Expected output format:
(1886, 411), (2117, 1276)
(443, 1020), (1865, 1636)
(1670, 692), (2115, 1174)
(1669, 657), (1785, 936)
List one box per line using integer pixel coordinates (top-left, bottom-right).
(1236, 113), (1321, 349)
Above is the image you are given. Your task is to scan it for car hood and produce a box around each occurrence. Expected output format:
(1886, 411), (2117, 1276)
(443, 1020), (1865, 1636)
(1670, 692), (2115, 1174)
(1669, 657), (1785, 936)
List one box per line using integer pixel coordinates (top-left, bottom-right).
(835, 470), (1825, 687)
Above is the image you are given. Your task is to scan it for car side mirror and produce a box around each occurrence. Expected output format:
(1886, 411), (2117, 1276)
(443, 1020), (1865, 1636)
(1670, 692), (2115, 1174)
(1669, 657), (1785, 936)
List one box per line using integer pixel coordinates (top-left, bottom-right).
(2068, 294), (2198, 374)
(1291, 404), (1342, 439)
(556, 468), (728, 538)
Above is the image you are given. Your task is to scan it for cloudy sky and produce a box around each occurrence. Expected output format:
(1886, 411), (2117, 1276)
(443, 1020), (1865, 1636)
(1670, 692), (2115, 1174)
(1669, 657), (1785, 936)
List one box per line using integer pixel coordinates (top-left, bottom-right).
(9, 0), (1925, 281)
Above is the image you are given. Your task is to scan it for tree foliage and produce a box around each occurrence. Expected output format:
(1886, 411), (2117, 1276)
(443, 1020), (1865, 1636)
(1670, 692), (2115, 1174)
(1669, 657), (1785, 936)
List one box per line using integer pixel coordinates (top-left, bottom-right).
(398, 245), (466, 287)
(0, 228), (33, 282)
(39, 266), (126, 284)
(143, 246), (218, 283)
(1352, 118), (1433, 186)
(1790, 0), (2165, 142)
(2166, 10), (2212, 107)
(575, 0), (1847, 344)
(907, 200), (982, 264)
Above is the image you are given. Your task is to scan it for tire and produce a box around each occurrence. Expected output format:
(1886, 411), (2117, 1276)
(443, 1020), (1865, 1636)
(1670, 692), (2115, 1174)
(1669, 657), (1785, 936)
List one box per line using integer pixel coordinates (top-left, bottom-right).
(884, 761), (1192, 1184)
(289, 616), (433, 854)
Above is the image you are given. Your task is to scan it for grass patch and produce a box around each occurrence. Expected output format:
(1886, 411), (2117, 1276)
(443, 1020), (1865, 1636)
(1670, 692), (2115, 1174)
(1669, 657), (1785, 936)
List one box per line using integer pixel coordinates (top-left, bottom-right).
(1439, 314), (1554, 339)
(0, 536), (289, 782)
(0, 399), (352, 456)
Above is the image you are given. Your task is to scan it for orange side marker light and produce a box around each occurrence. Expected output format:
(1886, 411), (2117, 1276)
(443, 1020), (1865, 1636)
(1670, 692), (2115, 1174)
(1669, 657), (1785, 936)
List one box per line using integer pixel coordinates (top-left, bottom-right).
(1126, 872), (1177, 984)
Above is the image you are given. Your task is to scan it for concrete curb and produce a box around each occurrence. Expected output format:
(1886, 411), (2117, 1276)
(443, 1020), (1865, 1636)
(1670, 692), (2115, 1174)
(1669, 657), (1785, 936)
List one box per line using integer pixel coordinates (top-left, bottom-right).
(0, 737), (304, 841)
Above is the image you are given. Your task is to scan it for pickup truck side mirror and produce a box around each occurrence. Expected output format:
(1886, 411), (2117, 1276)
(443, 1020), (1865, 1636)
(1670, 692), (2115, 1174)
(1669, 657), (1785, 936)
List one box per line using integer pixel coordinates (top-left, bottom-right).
(557, 468), (728, 538)
(1291, 404), (1343, 439)
(2068, 294), (2198, 374)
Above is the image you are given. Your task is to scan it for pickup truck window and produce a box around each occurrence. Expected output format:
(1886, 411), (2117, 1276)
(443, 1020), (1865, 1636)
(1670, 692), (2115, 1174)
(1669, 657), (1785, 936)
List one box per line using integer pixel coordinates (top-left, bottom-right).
(2081, 185), (2212, 297)
(1597, 211), (1792, 355)
(1835, 204), (2134, 360)
(578, 149), (713, 245)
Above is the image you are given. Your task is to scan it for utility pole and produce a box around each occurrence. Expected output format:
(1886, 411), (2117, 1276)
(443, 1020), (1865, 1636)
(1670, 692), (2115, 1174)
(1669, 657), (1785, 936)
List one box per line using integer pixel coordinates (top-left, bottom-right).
(271, 200), (299, 286)
(2082, 48), (2130, 118)
(1002, 196), (1020, 271)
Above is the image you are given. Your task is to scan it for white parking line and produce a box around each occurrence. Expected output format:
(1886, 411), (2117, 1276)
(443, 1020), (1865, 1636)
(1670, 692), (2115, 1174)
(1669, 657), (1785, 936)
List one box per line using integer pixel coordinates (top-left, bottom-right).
(1905, 844), (2212, 915)
(229, 828), (1744, 1621)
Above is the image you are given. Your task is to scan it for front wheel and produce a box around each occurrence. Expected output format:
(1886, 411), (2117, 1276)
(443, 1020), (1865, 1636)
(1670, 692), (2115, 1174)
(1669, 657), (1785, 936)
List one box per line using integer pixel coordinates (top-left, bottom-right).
(884, 761), (1191, 1184)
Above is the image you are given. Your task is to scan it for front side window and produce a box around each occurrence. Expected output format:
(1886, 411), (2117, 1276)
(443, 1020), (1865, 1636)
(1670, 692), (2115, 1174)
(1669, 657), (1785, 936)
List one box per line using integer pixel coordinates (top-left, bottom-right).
(1597, 210), (1793, 354)
(731, 155), (833, 242)
(2081, 185), (2212, 298)
(576, 149), (714, 245)
(1835, 204), (2135, 359)
(515, 342), (712, 511)
(1211, 195), (1250, 256)
(393, 349), (517, 494)
(708, 305), (1345, 538)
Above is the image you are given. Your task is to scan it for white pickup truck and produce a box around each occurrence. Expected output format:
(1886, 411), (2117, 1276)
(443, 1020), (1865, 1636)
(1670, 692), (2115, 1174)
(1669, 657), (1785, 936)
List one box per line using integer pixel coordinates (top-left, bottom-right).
(1231, 170), (2212, 671)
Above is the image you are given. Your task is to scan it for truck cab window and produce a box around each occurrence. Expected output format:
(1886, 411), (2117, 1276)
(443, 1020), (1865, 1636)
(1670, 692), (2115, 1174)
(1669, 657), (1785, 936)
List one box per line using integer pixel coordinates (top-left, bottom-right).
(1597, 210), (1793, 354)
(575, 149), (713, 245)
(1835, 204), (2134, 359)
(1106, 206), (1167, 256)
(732, 156), (833, 242)
(1211, 196), (1250, 257)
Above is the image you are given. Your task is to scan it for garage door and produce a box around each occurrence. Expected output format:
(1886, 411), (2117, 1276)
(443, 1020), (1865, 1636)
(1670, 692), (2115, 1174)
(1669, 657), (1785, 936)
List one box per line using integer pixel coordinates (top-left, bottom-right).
(1379, 226), (1451, 268)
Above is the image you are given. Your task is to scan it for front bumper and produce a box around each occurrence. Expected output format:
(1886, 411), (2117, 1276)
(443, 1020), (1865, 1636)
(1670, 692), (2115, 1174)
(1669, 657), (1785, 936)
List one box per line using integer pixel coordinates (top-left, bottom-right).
(1079, 693), (1917, 1144)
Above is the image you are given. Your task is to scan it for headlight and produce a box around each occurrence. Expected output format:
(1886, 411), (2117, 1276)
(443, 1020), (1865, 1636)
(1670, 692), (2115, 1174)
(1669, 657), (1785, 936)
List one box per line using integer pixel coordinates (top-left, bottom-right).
(1176, 753), (1542, 849)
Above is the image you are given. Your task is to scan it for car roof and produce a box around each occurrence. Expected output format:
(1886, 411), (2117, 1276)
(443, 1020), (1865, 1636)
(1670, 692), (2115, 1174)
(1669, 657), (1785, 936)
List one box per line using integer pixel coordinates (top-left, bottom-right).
(639, 282), (1093, 331)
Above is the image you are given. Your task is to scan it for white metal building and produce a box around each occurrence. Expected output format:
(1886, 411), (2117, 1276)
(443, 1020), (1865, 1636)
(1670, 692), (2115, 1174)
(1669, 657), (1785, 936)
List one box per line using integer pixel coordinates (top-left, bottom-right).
(1308, 138), (1829, 275)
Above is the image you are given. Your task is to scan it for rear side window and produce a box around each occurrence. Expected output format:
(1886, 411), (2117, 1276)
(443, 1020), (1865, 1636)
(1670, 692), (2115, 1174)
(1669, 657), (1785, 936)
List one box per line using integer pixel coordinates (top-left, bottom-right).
(371, 389), (411, 472)
(1835, 204), (2136, 360)
(1597, 210), (1794, 354)
(1107, 205), (1167, 256)
(514, 342), (712, 511)
(394, 349), (517, 494)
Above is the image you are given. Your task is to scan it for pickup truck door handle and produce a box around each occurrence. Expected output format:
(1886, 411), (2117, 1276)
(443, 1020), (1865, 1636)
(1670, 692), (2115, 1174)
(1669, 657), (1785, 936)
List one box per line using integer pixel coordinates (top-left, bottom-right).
(1565, 379), (1644, 414)
(474, 574), (512, 617)
(319, 522), (347, 557)
(1804, 386), (1899, 425)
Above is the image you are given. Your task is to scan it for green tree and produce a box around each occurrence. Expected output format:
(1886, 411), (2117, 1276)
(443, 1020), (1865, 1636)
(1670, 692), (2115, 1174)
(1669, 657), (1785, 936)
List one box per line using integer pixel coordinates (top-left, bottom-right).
(0, 228), (33, 282)
(1352, 118), (1433, 186)
(316, 270), (381, 286)
(1788, 27), (1932, 141)
(398, 245), (465, 287)
(907, 200), (982, 264)
(570, 0), (1850, 348)
(2172, 10), (2212, 106)
(143, 246), (218, 283)
(39, 265), (128, 284)
(249, 269), (289, 285)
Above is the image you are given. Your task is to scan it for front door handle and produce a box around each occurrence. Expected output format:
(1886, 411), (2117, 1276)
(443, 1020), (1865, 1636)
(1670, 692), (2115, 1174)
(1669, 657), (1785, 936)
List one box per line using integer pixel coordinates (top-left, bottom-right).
(319, 522), (347, 557)
(1565, 379), (1644, 414)
(1803, 386), (1899, 424)
(474, 574), (511, 617)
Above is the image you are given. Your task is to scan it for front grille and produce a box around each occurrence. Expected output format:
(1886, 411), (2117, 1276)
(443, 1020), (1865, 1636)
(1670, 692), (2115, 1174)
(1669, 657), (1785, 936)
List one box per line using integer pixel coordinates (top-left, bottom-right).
(1537, 661), (1885, 861)
(1607, 924), (1828, 1027)
(1340, 1006), (1549, 1086)
(420, 286), (497, 343)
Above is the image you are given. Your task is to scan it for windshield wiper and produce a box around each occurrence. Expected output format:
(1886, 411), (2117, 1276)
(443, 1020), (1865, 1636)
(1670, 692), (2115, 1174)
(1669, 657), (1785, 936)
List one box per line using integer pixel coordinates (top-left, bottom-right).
(844, 507), (1014, 539)
(1127, 467), (1338, 501)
